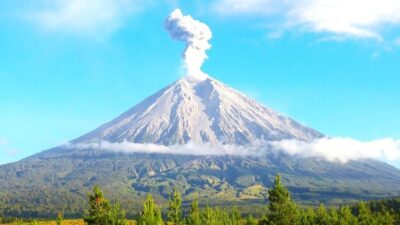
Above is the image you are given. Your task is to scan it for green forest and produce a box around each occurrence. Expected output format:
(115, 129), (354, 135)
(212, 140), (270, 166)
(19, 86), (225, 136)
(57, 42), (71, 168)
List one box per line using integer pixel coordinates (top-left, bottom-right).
(1, 175), (400, 225)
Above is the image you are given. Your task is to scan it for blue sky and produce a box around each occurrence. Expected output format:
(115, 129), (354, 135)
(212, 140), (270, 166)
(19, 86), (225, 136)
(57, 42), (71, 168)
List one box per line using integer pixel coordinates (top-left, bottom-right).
(0, 0), (400, 166)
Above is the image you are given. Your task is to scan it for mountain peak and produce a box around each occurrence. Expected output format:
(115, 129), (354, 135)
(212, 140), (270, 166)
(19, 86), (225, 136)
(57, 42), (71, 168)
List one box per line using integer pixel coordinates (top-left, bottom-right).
(74, 76), (323, 145)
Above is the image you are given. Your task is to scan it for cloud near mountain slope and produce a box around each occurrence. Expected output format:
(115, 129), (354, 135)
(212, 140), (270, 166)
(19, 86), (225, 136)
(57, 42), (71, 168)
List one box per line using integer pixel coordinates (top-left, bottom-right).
(66, 137), (400, 165)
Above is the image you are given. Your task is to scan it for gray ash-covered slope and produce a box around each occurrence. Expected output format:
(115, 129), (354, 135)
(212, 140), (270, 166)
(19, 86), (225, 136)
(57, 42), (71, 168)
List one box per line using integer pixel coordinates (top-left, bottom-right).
(74, 76), (323, 145)
(1, 76), (400, 218)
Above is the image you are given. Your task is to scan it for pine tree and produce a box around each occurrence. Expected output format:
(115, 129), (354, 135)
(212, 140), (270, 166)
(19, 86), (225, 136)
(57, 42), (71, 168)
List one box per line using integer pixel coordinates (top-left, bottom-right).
(84, 185), (112, 225)
(108, 203), (127, 225)
(231, 206), (241, 225)
(84, 185), (126, 225)
(375, 210), (394, 225)
(186, 198), (201, 225)
(314, 204), (331, 225)
(338, 206), (357, 225)
(201, 205), (214, 225)
(245, 214), (257, 225)
(329, 208), (339, 225)
(56, 212), (63, 225)
(357, 202), (375, 225)
(260, 174), (300, 225)
(138, 194), (164, 225)
(167, 189), (183, 225)
(299, 208), (315, 225)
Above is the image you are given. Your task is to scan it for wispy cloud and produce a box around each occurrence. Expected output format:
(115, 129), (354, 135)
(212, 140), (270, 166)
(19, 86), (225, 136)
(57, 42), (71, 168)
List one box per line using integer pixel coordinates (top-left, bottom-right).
(270, 137), (400, 163)
(26, 0), (147, 36)
(0, 138), (19, 156)
(66, 141), (262, 156)
(0, 138), (8, 145)
(67, 137), (400, 164)
(212, 0), (400, 40)
(395, 38), (400, 46)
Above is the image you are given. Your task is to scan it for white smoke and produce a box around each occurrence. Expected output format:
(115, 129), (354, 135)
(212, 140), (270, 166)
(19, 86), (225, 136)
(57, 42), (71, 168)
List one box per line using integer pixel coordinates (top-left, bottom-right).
(165, 9), (212, 80)
(67, 137), (400, 165)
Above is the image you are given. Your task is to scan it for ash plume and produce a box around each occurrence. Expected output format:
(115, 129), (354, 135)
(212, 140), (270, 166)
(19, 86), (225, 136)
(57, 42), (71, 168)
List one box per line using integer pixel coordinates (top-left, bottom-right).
(165, 9), (212, 80)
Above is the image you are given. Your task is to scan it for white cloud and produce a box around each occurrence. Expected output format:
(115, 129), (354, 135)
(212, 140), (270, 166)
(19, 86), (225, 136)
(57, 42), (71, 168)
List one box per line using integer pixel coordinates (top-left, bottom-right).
(212, 0), (400, 39)
(67, 137), (400, 164)
(0, 138), (19, 156)
(270, 137), (400, 163)
(66, 141), (263, 156)
(28, 0), (147, 35)
(0, 138), (7, 145)
(395, 38), (400, 46)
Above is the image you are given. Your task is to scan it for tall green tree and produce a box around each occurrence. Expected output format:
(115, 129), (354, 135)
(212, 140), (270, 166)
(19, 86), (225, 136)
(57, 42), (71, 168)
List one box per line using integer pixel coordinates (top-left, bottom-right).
(338, 206), (357, 225)
(84, 185), (126, 225)
(167, 189), (183, 225)
(186, 198), (201, 225)
(259, 174), (299, 225)
(314, 204), (331, 225)
(231, 206), (241, 225)
(108, 204), (127, 225)
(201, 205), (215, 225)
(357, 202), (375, 225)
(84, 185), (112, 225)
(56, 212), (63, 225)
(138, 194), (164, 225)
(375, 210), (394, 225)
(299, 208), (316, 225)
(245, 214), (257, 225)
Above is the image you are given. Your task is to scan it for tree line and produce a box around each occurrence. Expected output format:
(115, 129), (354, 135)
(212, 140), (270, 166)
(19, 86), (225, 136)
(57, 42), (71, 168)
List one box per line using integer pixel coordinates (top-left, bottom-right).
(80, 174), (400, 225)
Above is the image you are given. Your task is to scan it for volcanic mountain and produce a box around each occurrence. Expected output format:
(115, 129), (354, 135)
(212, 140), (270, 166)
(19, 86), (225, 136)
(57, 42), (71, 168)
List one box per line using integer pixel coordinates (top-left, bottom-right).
(74, 76), (322, 145)
(0, 76), (399, 218)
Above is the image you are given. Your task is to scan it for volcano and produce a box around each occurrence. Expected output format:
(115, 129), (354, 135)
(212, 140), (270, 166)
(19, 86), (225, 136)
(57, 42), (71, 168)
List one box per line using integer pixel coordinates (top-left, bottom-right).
(74, 76), (322, 145)
(0, 75), (399, 218)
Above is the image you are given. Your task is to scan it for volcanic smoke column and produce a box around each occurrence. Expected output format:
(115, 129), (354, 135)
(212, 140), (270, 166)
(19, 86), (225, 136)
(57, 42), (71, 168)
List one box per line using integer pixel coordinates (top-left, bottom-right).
(165, 9), (212, 80)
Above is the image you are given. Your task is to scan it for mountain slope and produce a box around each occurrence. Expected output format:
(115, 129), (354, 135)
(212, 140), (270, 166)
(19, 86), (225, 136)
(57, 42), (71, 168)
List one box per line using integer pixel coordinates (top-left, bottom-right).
(0, 75), (399, 218)
(1, 149), (400, 218)
(74, 76), (322, 145)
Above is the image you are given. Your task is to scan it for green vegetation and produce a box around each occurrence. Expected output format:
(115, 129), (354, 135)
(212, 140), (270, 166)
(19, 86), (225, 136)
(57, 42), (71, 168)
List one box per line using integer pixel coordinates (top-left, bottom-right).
(137, 195), (163, 225)
(83, 186), (126, 225)
(2, 152), (400, 218)
(1, 174), (400, 225)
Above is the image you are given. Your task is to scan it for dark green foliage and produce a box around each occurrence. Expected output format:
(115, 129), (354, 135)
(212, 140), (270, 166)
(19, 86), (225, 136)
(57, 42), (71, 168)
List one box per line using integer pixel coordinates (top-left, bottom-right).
(314, 204), (330, 225)
(2, 149), (400, 218)
(137, 195), (164, 225)
(260, 174), (299, 225)
(84, 186), (112, 225)
(83, 185), (127, 225)
(357, 202), (374, 225)
(299, 208), (315, 225)
(4, 174), (400, 225)
(338, 206), (357, 225)
(167, 190), (183, 225)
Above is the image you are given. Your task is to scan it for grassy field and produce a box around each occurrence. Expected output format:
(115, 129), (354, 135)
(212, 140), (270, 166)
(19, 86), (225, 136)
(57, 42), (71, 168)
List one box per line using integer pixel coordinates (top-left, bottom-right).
(0, 220), (137, 225)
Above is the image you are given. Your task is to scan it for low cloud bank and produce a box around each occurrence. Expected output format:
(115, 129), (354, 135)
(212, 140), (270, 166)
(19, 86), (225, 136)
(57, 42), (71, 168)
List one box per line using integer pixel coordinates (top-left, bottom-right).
(66, 137), (400, 164)
(270, 138), (400, 163)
